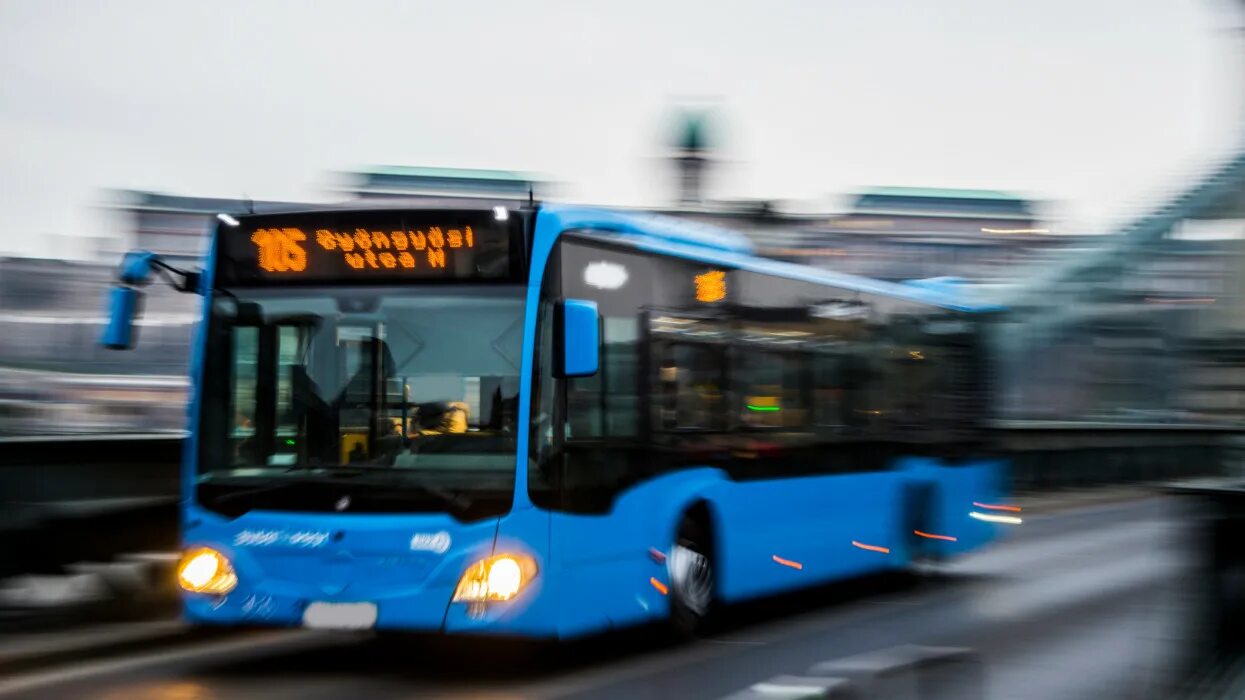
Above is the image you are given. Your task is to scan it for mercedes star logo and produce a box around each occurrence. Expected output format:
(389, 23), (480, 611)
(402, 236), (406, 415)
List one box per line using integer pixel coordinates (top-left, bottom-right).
(335, 495), (351, 512)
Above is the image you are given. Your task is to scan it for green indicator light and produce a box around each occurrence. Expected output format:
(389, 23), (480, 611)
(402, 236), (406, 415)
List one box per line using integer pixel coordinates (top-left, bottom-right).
(285, 439), (296, 446)
(746, 405), (781, 412)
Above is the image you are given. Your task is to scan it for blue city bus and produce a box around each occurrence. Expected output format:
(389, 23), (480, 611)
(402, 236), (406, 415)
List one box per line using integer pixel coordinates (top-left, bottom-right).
(102, 204), (1012, 639)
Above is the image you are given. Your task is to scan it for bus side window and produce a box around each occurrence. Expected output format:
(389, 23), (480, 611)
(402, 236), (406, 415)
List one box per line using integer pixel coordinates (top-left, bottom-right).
(890, 318), (935, 438)
(527, 240), (563, 506)
(840, 350), (876, 433)
(555, 238), (656, 511)
(563, 318), (642, 440)
(274, 326), (305, 457)
(658, 342), (726, 431)
(231, 327), (259, 464)
(602, 317), (640, 437)
(735, 349), (805, 430)
(565, 370), (603, 440)
(531, 300), (557, 463)
(813, 352), (844, 432)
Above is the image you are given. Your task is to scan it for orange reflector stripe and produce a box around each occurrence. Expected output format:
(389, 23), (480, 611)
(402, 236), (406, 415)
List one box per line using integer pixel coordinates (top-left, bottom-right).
(973, 502), (1021, 512)
(772, 555), (803, 570)
(851, 541), (891, 554)
(914, 530), (958, 542)
(650, 577), (668, 595)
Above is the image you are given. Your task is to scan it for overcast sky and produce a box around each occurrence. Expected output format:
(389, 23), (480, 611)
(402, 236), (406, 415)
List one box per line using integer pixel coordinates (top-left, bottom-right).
(1, 0), (1241, 259)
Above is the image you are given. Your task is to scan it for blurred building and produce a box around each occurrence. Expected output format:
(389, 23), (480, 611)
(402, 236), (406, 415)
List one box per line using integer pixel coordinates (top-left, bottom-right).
(0, 256), (193, 374)
(756, 187), (1063, 283)
(672, 111), (712, 207)
(344, 165), (540, 202)
(0, 169), (553, 434)
(0, 256), (192, 435)
(672, 185), (1074, 285)
(4, 123), (1245, 434)
(661, 150), (1245, 426)
(102, 190), (310, 263)
(849, 186), (1039, 229)
(994, 145), (1245, 425)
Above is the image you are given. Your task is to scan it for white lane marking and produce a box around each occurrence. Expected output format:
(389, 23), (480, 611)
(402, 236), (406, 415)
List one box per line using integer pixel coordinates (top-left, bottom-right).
(751, 681), (832, 696)
(807, 643), (975, 677)
(0, 631), (337, 697)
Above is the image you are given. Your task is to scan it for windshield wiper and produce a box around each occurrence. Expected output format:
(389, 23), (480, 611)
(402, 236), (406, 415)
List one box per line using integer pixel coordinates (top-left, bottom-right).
(204, 472), (319, 506)
(200, 468), (476, 517)
(316, 466), (475, 514)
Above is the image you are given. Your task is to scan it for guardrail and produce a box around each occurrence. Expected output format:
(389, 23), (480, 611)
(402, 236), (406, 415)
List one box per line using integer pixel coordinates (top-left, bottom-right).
(2, 425), (1238, 503)
(0, 434), (183, 580)
(994, 422), (1241, 491)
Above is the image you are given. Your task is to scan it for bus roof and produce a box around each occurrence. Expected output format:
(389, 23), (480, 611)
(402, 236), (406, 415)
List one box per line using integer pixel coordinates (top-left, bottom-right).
(539, 204), (1003, 313)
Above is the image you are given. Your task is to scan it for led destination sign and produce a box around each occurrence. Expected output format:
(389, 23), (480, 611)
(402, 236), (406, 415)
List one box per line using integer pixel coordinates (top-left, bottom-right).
(217, 211), (519, 284)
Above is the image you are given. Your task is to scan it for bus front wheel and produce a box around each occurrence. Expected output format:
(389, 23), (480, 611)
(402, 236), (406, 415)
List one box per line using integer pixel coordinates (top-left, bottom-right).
(669, 512), (715, 637)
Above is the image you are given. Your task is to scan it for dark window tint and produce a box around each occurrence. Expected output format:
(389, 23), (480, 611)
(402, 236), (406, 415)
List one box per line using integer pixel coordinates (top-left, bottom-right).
(658, 342), (727, 431)
(736, 350), (805, 430)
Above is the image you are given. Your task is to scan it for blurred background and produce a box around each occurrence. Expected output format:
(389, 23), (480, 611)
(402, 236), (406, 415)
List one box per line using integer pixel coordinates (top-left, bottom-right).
(3, 1), (1245, 698)
(4, 0), (1245, 434)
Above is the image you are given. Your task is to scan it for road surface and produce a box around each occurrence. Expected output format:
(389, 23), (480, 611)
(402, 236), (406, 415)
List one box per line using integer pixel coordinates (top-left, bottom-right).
(0, 497), (1209, 699)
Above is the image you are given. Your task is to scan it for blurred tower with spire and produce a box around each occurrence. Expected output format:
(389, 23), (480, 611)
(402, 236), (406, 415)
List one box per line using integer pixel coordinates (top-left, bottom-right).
(672, 110), (712, 207)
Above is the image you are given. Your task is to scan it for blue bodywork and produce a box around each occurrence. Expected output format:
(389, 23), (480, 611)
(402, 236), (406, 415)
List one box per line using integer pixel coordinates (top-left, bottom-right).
(101, 286), (141, 350)
(178, 204), (1008, 638)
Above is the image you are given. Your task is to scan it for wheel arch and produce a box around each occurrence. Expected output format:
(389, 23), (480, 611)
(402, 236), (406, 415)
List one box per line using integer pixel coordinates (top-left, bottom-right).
(650, 469), (727, 550)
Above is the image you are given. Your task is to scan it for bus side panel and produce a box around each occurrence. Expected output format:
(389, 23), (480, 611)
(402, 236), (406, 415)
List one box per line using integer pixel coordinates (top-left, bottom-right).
(897, 456), (1010, 557)
(544, 469), (726, 638)
(712, 471), (906, 603)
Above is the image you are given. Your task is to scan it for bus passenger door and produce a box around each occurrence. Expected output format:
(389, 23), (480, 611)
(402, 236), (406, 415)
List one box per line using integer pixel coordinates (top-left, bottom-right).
(546, 311), (659, 633)
(542, 242), (664, 634)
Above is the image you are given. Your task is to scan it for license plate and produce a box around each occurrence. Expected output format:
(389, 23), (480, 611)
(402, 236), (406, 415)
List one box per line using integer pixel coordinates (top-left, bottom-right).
(302, 602), (377, 630)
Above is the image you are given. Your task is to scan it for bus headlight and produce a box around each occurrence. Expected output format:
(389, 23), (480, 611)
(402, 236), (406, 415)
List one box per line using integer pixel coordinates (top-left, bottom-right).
(452, 553), (537, 603)
(177, 547), (238, 595)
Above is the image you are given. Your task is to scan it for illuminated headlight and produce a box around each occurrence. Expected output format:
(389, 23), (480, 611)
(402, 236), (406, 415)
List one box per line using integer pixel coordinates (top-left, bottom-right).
(452, 553), (537, 603)
(177, 547), (238, 594)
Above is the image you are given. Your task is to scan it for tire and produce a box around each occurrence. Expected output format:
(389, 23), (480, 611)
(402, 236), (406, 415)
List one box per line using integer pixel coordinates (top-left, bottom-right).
(668, 512), (715, 637)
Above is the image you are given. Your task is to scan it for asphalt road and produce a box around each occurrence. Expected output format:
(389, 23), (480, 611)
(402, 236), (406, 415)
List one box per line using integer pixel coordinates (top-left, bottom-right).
(0, 497), (1209, 699)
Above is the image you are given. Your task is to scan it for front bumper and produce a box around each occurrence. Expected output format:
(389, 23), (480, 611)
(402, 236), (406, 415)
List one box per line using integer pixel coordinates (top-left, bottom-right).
(183, 576), (548, 635)
(180, 508), (556, 636)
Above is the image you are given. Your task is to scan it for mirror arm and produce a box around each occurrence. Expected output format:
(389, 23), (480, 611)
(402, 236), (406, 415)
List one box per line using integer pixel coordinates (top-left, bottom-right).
(152, 261), (201, 294)
(118, 251), (202, 294)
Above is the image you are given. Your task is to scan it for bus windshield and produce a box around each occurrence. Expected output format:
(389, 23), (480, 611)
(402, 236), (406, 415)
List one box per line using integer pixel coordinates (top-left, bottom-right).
(197, 285), (524, 507)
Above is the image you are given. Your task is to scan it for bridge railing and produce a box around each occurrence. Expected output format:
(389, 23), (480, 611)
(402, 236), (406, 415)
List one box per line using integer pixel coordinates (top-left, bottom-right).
(994, 421), (1240, 491)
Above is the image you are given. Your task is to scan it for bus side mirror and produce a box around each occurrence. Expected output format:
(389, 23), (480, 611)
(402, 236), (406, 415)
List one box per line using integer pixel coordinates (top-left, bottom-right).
(559, 299), (599, 378)
(119, 251), (158, 286)
(101, 286), (143, 350)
